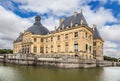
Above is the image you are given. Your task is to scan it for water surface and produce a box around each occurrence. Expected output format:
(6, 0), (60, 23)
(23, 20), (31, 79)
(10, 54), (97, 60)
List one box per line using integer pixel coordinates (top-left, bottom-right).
(0, 63), (120, 81)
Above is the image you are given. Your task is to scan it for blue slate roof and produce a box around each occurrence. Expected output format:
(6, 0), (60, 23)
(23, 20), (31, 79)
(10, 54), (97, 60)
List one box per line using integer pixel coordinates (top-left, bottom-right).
(57, 12), (88, 30)
(93, 27), (103, 40)
(15, 34), (22, 42)
(26, 15), (49, 35)
(15, 15), (49, 42)
(26, 24), (49, 35)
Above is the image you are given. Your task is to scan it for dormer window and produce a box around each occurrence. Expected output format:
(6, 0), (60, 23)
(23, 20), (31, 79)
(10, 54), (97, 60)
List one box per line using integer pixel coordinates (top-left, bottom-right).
(75, 24), (78, 26)
(70, 21), (73, 27)
(80, 19), (83, 25)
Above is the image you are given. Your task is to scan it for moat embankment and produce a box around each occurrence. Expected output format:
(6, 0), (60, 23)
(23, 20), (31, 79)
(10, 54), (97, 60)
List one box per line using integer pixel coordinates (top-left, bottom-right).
(0, 54), (117, 68)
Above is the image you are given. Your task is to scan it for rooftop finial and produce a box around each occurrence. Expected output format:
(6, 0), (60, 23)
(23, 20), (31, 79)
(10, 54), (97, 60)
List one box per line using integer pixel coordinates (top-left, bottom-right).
(34, 15), (41, 25)
(93, 24), (97, 30)
(35, 15), (41, 22)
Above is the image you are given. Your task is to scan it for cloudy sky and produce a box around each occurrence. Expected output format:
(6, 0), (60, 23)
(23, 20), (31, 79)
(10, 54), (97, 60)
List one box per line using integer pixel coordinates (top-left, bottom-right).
(0, 0), (120, 57)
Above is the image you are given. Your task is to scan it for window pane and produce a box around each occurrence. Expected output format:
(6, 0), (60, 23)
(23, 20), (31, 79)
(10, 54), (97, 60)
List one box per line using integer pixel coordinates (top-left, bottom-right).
(86, 44), (88, 51)
(65, 45), (69, 52)
(51, 45), (53, 53)
(40, 47), (44, 53)
(58, 45), (61, 52)
(46, 46), (48, 53)
(58, 35), (60, 40)
(41, 38), (43, 42)
(34, 38), (36, 42)
(93, 42), (96, 46)
(74, 32), (78, 38)
(74, 44), (78, 52)
(34, 47), (37, 53)
(65, 34), (68, 39)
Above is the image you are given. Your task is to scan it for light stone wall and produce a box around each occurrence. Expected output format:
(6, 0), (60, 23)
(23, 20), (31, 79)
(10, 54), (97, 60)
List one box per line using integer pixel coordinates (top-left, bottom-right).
(13, 42), (22, 54)
(93, 38), (104, 60)
(13, 25), (101, 60)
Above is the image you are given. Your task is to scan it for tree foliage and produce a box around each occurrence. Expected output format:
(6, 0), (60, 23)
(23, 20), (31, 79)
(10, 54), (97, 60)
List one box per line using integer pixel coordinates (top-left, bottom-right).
(104, 56), (118, 62)
(0, 49), (13, 54)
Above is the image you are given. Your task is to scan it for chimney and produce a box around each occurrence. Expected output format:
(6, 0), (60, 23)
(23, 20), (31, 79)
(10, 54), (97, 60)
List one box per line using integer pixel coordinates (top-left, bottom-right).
(74, 11), (78, 17)
(93, 24), (96, 31)
(59, 18), (64, 25)
(55, 26), (57, 30)
(20, 32), (22, 35)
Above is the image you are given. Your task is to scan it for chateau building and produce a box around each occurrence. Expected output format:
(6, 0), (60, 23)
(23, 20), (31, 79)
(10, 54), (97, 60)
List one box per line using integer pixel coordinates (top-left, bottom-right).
(13, 11), (104, 60)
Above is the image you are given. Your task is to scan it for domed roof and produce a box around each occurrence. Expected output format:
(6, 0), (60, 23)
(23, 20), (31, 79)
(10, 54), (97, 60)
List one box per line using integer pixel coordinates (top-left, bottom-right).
(26, 15), (49, 35)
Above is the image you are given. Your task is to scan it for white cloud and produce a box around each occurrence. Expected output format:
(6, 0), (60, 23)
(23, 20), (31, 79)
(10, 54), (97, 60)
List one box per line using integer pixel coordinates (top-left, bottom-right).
(82, 6), (117, 27)
(42, 16), (59, 31)
(104, 41), (118, 49)
(104, 41), (120, 58)
(13, 0), (81, 16)
(100, 25), (120, 42)
(0, 6), (32, 49)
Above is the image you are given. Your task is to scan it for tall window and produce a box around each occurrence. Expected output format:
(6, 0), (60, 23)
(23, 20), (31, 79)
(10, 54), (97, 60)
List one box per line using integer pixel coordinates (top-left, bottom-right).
(65, 43), (69, 53)
(86, 44), (88, 52)
(22, 48), (23, 53)
(93, 42), (96, 46)
(74, 32), (78, 38)
(40, 47), (44, 53)
(89, 46), (91, 53)
(93, 50), (96, 57)
(27, 48), (29, 54)
(24, 48), (26, 54)
(58, 35), (60, 40)
(74, 43), (78, 52)
(34, 38), (37, 42)
(86, 32), (87, 38)
(46, 38), (48, 42)
(34, 46), (37, 53)
(65, 34), (68, 39)
(46, 46), (48, 53)
(41, 38), (43, 42)
(57, 45), (61, 53)
(51, 37), (53, 42)
(51, 45), (53, 53)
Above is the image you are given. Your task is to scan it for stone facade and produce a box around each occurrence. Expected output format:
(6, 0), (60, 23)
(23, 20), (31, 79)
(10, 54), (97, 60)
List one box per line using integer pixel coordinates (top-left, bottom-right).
(13, 11), (104, 60)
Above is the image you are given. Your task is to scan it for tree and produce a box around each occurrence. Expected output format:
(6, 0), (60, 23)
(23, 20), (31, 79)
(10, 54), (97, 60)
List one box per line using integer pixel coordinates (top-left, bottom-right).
(0, 49), (13, 54)
(104, 56), (118, 62)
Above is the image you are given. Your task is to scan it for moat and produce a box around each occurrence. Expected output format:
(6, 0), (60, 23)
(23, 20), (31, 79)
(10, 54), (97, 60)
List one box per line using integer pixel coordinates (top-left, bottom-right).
(0, 63), (120, 81)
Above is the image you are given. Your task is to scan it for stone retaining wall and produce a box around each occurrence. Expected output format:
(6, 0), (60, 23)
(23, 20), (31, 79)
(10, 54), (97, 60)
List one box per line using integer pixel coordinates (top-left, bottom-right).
(0, 54), (116, 68)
